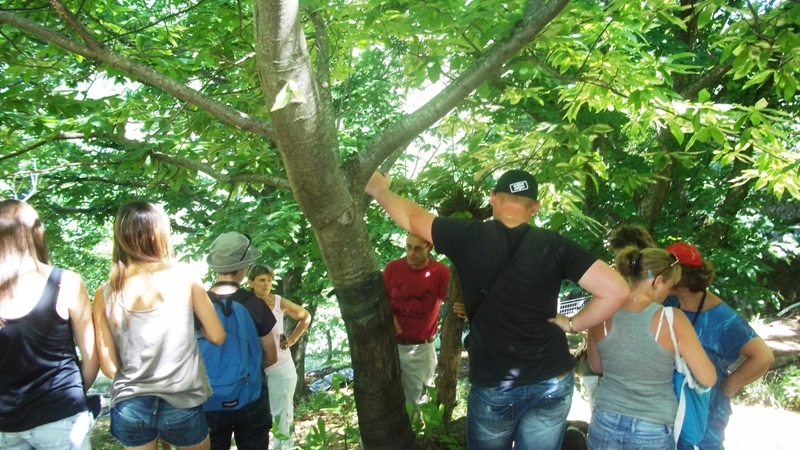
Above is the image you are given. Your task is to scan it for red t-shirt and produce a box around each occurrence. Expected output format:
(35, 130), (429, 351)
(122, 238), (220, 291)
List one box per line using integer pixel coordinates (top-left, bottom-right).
(383, 258), (450, 341)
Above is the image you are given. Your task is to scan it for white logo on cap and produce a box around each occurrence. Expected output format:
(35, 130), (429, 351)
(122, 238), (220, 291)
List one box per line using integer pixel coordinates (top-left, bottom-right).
(509, 181), (529, 193)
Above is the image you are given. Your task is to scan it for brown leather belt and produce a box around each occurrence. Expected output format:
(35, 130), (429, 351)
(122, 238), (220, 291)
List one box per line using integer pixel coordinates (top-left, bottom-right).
(396, 337), (434, 345)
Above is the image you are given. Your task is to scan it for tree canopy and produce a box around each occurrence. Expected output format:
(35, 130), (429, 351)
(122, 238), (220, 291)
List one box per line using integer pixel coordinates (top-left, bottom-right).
(2, 0), (799, 447)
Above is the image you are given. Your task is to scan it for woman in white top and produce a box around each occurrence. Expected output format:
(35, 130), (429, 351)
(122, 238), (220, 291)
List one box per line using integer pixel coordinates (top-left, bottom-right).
(93, 201), (225, 450)
(247, 264), (311, 450)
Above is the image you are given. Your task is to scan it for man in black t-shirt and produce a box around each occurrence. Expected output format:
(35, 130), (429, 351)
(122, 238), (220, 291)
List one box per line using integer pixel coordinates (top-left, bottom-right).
(204, 232), (278, 450)
(365, 169), (629, 450)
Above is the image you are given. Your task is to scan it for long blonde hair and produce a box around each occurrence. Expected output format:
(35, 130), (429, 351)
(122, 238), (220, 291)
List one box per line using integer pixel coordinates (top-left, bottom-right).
(108, 201), (172, 297)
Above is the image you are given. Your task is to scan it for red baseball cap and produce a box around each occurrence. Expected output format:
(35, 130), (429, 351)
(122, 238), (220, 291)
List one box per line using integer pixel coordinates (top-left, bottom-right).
(665, 242), (703, 267)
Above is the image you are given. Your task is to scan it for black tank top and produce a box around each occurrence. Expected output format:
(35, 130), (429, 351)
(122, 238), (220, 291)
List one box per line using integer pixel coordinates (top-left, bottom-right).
(0, 268), (88, 432)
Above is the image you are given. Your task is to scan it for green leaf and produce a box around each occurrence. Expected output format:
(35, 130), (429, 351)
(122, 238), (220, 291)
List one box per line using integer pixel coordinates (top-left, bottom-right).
(754, 98), (768, 110)
(696, 5), (714, 29)
(708, 127), (725, 144)
(743, 69), (775, 90)
(658, 11), (688, 31)
(270, 80), (306, 112)
(670, 52), (696, 61)
(696, 127), (710, 143)
(669, 122), (685, 145)
(783, 74), (797, 102)
(697, 89), (711, 103)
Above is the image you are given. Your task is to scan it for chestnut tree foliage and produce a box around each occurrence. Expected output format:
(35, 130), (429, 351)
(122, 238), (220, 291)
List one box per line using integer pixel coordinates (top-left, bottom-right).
(2, 0), (799, 447)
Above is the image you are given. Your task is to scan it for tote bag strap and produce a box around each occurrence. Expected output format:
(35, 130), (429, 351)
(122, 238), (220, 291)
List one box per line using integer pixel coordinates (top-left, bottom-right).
(664, 307), (688, 445)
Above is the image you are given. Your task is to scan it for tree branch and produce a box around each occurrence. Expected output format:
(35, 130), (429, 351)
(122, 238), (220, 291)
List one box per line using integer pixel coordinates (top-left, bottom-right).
(148, 151), (291, 189)
(47, 0), (103, 50)
(3, 131), (291, 190)
(0, 140), (50, 163)
(44, 175), (151, 188)
(100, 134), (291, 189)
(352, 0), (571, 182)
(0, 11), (277, 141)
(679, 61), (734, 100)
(101, 0), (210, 42)
(523, 55), (627, 97)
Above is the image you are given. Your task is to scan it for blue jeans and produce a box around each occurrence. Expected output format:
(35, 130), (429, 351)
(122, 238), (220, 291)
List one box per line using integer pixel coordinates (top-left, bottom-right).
(110, 396), (208, 447)
(467, 371), (574, 450)
(205, 386), (270, 450)
(588, 409), (675, 450)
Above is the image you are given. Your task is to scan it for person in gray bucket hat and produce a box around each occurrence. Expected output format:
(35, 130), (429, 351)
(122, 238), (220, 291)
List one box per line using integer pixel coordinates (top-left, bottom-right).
(204, 232), (279, 450)
(207, 232), (263, 273)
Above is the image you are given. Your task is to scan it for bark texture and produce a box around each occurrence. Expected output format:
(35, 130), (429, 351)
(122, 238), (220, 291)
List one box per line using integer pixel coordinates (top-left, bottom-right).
(434, 266), (466, 422)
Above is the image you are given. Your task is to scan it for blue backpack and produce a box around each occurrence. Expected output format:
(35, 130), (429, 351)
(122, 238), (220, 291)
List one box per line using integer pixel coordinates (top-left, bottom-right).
(199, 291), (263, 411)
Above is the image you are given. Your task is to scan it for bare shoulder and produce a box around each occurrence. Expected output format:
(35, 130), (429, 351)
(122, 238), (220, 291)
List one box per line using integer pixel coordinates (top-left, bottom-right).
(60, 269), (87, 289)
(55, 269), (91, 318)
(164, 262), (203, 284)
(167, 261), (193, 274)
(57, 269), (90, 302)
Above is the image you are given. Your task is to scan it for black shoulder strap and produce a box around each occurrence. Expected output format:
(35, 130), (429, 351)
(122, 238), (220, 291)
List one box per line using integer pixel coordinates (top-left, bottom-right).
(206, 290), (235, 317)
(468, 225), (530, 321)
(40, 267), (64, 314)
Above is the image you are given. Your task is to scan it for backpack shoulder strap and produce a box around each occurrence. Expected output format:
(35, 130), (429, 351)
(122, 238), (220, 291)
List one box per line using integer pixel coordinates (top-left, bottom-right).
(206, 291), (235, 316)
(469, 225), (530, 321)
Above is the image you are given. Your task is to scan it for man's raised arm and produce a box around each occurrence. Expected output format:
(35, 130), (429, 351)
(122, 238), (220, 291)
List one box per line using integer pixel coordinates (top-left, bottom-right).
(365, 172), (436, 244)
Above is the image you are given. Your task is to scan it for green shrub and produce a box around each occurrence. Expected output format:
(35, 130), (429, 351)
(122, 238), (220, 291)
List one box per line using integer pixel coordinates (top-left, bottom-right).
(737, 362), (800, 411)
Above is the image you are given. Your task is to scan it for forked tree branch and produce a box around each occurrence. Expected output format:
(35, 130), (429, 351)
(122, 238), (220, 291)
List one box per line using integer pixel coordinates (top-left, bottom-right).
(0, 11), (277, 141)
(352, 0), (572, 183)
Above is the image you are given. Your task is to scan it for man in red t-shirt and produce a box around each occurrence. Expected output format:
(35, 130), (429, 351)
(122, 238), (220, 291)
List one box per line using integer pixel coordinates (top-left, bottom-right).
(383, 233), (450, 405)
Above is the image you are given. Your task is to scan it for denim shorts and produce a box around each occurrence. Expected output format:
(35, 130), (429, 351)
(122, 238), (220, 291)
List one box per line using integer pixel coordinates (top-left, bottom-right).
(467, 371), (574, 450)
(588, 409), (675, 450)
(110, 396), (208, 447)
(0, 410), (93, 450)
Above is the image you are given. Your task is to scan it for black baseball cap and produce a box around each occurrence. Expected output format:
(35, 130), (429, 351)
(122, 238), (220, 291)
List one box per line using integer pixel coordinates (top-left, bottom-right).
(494, 170), (538, 200)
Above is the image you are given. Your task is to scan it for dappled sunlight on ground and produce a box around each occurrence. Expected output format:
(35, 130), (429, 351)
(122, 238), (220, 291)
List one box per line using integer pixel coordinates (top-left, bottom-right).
(750, 317), (800, 356)
(568, 390), (800, 450)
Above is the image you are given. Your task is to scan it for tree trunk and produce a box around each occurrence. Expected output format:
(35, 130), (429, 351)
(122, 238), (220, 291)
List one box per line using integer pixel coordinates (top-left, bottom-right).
(252, 2), (414, 448)
(636, 131), (677, 229)
(434, 265), (465, 422)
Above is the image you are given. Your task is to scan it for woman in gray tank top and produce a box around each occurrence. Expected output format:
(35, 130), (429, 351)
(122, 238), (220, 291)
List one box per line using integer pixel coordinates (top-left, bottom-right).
(586, 247), (716, 450)
(93, 201), (225, 450)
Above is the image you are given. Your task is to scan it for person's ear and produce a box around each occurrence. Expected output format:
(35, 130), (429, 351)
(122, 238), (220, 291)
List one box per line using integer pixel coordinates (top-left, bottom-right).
(529, 201), (541, 215)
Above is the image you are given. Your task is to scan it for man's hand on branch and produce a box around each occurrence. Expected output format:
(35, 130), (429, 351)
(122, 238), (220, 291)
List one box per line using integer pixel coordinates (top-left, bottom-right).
(365, 171), (391, 197)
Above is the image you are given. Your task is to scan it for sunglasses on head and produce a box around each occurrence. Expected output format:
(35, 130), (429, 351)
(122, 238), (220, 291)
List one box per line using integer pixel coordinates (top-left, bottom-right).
(650, 253), (679, 287)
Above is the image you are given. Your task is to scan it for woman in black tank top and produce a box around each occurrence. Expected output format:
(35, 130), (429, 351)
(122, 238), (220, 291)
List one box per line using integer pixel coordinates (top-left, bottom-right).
(0, 199), (99, 449)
